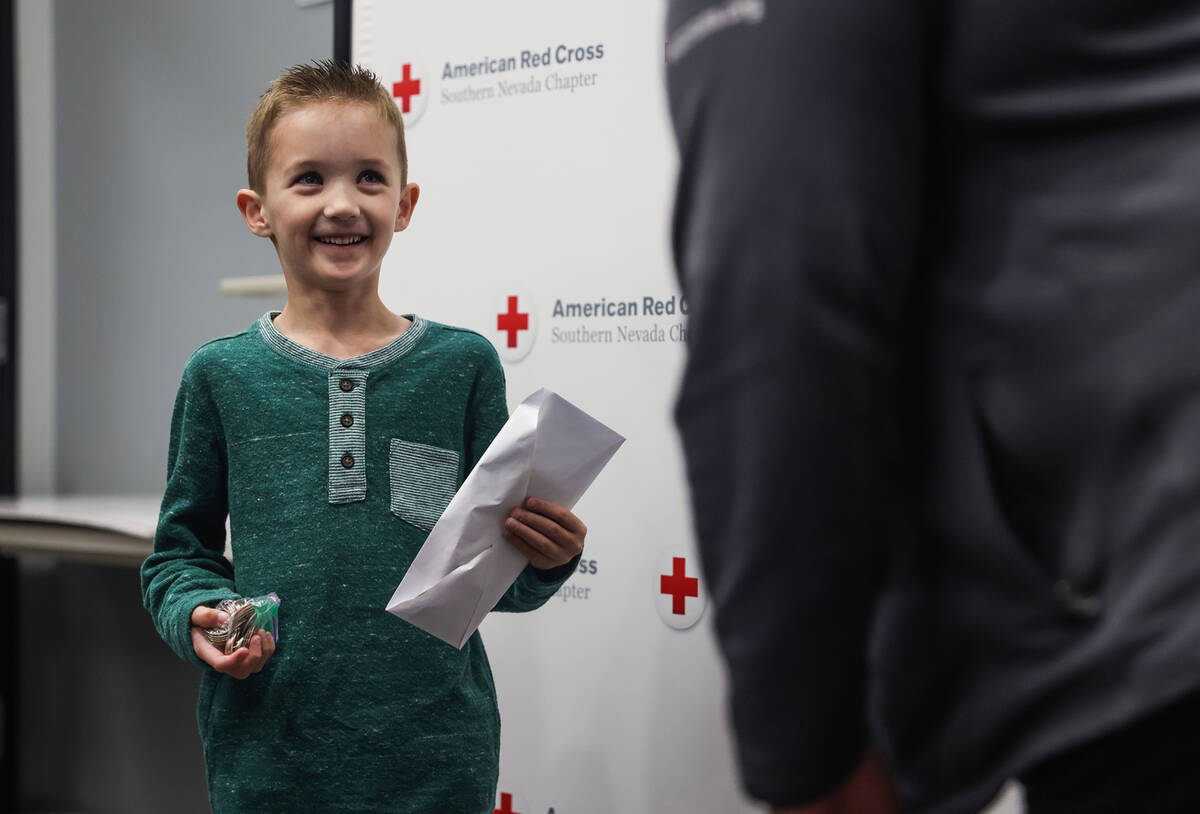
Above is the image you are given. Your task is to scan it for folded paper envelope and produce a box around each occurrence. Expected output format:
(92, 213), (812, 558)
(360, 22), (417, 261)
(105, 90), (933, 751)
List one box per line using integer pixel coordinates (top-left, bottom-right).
(386, 388), (625, 648)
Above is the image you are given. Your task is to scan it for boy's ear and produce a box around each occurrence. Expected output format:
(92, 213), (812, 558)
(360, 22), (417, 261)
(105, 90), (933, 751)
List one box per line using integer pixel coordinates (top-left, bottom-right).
(394, 183), (420, 232)
(236, 188), (273, 238)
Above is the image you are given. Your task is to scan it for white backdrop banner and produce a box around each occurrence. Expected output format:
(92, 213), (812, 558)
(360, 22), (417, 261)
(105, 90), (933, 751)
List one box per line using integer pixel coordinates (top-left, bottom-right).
(354, 3), (757, 812)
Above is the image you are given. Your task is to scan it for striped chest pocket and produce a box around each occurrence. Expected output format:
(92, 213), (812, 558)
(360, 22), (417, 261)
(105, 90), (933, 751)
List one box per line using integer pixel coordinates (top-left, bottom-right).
(388, 439), (462, 532)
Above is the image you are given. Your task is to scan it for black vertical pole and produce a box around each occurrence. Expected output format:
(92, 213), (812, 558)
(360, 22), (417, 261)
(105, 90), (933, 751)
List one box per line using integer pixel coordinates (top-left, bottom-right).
(334, 0), (352, 63)
(0, 555), (14, 813)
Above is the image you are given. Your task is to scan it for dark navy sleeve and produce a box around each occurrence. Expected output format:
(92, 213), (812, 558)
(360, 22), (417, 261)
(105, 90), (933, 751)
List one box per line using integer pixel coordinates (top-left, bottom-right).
(666, 0), (931, 805)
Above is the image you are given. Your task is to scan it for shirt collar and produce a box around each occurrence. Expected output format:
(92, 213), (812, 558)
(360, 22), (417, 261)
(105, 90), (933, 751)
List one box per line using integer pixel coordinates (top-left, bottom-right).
(255, 311), (429, 370)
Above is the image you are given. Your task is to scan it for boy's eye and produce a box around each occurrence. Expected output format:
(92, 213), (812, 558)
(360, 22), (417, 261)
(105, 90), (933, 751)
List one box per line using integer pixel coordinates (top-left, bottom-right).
(358, 170), (385, 185)
(295, 171), (322, 185)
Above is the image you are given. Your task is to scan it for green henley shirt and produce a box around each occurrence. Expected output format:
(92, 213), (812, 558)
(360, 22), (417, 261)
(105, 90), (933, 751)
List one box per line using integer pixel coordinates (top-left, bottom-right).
(141, 313), (574, 813)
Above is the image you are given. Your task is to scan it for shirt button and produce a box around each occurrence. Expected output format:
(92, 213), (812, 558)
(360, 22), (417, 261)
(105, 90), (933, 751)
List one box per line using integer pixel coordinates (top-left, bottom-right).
(340, 413), (354, 428)
(341, 452), (355, 469)
(339, 378), (355, 392)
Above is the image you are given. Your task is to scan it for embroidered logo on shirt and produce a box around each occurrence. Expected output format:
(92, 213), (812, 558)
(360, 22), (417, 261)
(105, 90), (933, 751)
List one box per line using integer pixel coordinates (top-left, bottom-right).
(666, 0), (766, 64)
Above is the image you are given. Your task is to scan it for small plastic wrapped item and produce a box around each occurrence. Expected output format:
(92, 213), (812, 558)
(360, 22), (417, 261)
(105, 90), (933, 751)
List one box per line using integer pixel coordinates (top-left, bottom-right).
(205, 593), (280, 655)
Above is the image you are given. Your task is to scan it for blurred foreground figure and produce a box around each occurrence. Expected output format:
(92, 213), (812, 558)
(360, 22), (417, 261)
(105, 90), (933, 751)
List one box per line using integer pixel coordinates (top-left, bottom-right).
(667, 1), (1200, 812)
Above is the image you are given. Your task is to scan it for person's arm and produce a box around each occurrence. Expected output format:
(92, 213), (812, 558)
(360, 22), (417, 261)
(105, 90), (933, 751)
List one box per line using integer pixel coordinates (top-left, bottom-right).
(140, 357), (240, 667)
(667, 0), (928, 806)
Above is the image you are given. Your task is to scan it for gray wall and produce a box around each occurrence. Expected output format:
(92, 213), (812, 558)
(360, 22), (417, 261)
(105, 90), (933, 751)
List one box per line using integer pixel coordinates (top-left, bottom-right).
(54, 0), (333, 494)
(19, 1), (332, 811)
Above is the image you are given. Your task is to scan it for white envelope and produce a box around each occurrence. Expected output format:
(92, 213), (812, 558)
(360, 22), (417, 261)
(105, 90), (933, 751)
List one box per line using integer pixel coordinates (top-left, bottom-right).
(386, 388), (625, 648)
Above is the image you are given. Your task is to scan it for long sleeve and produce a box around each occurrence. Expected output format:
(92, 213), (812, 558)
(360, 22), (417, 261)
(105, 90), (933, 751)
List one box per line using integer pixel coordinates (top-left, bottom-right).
(465, 347), (577, 613)
(141, 356), (238, 666)
(667, 0), (931, 806)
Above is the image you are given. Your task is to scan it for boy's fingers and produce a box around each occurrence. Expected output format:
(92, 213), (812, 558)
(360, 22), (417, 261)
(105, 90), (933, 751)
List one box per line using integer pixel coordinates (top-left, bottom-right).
(193, 632), (245, 675)
(230, 633), (276, 676)
(190, 605), (275, 678)
(191, 626), (225, 667)
(524, 497), (586, 536)
(505, 517), (559, 558)
(503, 529), (549, 569)
(509, 507), (570, 545)
(192, 630), (253, 677)
(509, 509), (585, 560)
(191, 605), (228, 628)
(224, 648), (254, 679)
(504, 519), (579, 569)
(244, 635), (265, 673)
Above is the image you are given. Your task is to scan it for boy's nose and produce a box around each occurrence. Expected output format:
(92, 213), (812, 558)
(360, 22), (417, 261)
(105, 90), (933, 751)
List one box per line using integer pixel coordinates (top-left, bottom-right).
(323, 183), (360, 219)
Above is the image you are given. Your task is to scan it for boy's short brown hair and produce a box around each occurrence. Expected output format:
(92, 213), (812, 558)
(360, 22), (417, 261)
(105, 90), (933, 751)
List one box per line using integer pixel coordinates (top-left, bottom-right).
(246, 60), (407, 192)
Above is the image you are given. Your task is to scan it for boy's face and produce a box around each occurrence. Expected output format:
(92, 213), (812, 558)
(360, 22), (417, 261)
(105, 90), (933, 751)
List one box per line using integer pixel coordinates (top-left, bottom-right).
(236, 100), (416, 293)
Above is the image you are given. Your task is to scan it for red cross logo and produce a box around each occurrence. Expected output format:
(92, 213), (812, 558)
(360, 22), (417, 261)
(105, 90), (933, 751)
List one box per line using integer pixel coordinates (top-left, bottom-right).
(392, 64), (422, 114)
(494, 792), (522, 814)
(497, 295), (530, 349)
(660, 557), (699, 615)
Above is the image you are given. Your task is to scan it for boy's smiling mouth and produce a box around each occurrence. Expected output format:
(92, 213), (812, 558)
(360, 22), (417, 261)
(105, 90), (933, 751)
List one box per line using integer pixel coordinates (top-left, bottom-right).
(314, 235), (368, 246)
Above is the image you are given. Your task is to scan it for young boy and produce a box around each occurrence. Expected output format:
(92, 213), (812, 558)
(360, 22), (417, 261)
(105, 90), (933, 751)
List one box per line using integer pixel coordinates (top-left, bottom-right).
(140, 61), (586, 813)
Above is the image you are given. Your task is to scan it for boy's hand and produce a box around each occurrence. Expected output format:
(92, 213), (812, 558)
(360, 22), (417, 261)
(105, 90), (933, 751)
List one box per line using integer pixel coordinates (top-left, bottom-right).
(503, 497), (586, 570)
(190, 605), (275, 679)
(773, 749), (898, 814)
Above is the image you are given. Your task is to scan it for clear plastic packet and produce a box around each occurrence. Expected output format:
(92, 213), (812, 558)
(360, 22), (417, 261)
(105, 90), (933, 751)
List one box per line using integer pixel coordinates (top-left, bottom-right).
(204, 593), (280, 655)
